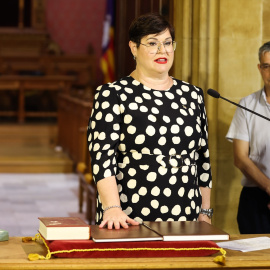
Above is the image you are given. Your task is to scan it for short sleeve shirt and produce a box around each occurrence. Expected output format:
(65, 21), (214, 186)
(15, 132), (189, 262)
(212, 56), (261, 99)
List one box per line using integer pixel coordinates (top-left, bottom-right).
(226, 89), (270, 187)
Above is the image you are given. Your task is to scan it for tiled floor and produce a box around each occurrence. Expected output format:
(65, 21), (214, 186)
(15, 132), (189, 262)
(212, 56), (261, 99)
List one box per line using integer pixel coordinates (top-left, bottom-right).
(0, 173), (85, 237)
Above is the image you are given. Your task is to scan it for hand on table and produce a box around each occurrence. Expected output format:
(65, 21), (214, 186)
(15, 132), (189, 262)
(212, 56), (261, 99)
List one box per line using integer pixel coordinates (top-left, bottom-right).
(99, 208), (140, 229)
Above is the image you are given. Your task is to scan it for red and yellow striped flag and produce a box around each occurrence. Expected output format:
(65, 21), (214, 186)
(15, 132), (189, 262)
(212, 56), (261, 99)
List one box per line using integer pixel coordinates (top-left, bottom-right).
(100, 0), (115, 84)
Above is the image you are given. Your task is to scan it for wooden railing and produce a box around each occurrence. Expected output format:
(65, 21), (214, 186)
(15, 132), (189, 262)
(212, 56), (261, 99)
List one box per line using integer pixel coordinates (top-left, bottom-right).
(58, 93), (92, 168)
(58, 93), (96, 224)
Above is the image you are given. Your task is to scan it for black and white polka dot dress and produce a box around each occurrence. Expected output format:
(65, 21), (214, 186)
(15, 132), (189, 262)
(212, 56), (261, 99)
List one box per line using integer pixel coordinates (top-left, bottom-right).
(87, 76), (212, 224)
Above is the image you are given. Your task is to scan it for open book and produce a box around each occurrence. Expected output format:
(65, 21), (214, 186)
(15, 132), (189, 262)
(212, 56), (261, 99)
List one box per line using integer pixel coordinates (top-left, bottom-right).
(91, 221), (229, 243)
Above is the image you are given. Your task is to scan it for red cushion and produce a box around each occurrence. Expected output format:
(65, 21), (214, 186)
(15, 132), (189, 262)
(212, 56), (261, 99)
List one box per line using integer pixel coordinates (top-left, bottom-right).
(45, 239), (221, 258)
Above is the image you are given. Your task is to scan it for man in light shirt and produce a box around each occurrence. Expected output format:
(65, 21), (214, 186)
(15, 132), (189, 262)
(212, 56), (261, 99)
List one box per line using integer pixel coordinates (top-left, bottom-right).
(226, 41), (270, 234)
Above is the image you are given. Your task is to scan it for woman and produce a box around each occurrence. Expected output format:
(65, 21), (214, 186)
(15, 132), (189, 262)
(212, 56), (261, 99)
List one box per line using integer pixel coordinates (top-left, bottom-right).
(87, 13), (212, 229)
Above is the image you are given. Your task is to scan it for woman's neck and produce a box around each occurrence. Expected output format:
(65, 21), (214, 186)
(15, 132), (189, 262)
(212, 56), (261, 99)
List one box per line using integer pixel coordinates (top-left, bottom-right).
(130, 69), (173, 90)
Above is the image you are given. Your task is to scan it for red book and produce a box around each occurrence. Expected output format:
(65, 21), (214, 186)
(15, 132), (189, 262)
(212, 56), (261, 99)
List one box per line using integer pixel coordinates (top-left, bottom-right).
(38, 217), (90, 240)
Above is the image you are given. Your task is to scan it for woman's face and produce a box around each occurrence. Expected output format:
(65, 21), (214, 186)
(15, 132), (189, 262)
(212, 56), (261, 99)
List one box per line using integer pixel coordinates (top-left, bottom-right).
(130, 29), (175, 77)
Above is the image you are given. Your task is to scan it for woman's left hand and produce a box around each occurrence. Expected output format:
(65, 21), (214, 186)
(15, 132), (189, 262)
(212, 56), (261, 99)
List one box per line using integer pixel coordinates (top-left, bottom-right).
(198, 213), (212, 224)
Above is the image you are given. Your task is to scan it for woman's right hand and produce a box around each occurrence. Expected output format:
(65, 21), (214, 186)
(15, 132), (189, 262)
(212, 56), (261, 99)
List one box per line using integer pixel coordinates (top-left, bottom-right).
(99, 208), (140, 229)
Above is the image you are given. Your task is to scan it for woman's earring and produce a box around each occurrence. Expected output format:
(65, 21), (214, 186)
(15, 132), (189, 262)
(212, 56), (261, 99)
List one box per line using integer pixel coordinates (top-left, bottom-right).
(133, 55), (136, 60)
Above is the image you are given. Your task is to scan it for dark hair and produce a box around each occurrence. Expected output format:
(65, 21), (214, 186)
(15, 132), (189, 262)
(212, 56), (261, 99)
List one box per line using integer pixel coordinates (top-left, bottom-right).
(129, 13), (175, 47)
(258, 41), (270, 62)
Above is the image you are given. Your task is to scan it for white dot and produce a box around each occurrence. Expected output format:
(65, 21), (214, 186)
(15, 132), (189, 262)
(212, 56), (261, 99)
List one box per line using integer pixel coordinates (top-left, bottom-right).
(104, 169), (111, 178)
(151, 107), (159, 114)
(127, 179), (137, 189)
(161, 206), (169, 213)
(135, 135), (145, 144)
(102, 90), (110, 97)
(103, 160), (110, 168)
(140, 165), (149, 170)
(200, 173), (209, 182)
(185, 126), (193, 136)
(129, 103), (138, 110)
(98, 132), (106, 140)
(151, 186), (160, 196)
(96, 112), (102, 120)
(101, 101), (110, 109)
(120, 93), (127, 101)
(146, 126), (156, 136)
(120, 193), (128, 202)
(113, 124), (120, 130)
(132, 193), (139, 203)
(158, 166), (168, 175)
(172, 205), (181, 216)
(140, 106), (148, 112)
(171, 125), (180, 134)
(124, 114), (133, 124)
(138, 187), (147, 196)
(159, 126), (167, 135)
(163, 116), (170, 123)
(125, 87), (133, 94)
(142, 93), (151, 100)
(128, 168), (136, 176)
(141, 207), (150, 216)
(189, 140), (195, 149)
(113, 105), (120, 115)
(169, 176), (177, 185)
(120, 80), (128, 85)
(163, 188), (171, 197)
(202, 163), (210, 170)
(132, 80), (140, 86)
(172, 137), (180, 144)
(151, 200), (159, 209)
(148, 115), (157, 122)
(135, 97), (143, 103)
(165, 92), (174, 99)
(153, 91), (162, 97)
(182, 175), (188, 183)
(185, 207), (191, 215)
(180, 97), (187, 105)
(191, 91), (198, 99)
(127, 125), (136, 134)
(105, 113), (114, 122)
(158, 136), (166, 145)
(154, 99), (163, 106)
(188, 189), (194, 199)
(147, 172), (157, 182)
(93, 164), (99, 174)
(177, 117), (184, 125)
(93, 143), (100, 151)
(181, 85), (189, 92)
(110, 133), (119, 140)
(178, 187), (185, 197)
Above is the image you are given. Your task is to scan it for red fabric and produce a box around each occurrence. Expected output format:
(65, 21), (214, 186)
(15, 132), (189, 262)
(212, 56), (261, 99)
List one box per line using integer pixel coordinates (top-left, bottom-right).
(45, 239), (221, 258)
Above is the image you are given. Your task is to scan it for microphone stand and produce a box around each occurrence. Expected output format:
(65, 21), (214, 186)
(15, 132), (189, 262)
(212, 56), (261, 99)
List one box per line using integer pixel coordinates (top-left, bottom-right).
(208, 90), (270, 122)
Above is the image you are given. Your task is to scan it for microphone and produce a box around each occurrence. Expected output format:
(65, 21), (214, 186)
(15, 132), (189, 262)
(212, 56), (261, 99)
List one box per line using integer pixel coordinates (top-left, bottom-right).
(207, 89), (270, 122)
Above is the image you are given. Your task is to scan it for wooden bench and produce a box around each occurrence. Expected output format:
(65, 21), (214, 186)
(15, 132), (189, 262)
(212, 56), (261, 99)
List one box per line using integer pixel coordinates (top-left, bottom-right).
(0, 75), (75, 123)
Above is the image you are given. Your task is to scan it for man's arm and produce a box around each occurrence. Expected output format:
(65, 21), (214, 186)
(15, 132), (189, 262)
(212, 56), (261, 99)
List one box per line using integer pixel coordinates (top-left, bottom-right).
(233, 139), (270, 195)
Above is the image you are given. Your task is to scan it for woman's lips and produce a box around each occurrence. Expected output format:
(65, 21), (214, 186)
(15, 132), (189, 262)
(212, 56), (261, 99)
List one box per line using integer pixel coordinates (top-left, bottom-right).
(154, 58), (168, 64)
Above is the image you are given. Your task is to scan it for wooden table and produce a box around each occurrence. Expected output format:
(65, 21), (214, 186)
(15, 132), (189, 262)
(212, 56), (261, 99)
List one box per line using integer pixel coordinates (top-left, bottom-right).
(1, 235), (270, 269)
(0, 75), (75, 123)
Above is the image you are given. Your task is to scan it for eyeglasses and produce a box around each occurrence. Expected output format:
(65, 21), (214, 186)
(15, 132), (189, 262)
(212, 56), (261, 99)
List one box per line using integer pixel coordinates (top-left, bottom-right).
(139, 40), (177, 54)
(260, 64), (270, 72)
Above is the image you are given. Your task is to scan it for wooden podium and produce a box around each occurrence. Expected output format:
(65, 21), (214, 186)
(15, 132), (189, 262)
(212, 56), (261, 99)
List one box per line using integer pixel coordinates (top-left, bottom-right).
(0, 235), (270, 269)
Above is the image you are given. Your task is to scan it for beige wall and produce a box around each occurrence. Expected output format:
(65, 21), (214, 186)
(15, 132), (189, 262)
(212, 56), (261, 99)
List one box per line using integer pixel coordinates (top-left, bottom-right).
(173, 0), (269, 234)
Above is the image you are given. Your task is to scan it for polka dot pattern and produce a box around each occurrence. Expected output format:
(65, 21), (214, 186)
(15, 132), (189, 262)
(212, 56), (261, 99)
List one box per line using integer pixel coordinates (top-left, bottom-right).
(87, 76), (212, 224)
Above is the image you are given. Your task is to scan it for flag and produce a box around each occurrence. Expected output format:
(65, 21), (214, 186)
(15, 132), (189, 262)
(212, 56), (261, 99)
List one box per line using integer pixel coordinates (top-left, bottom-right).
(100, 0), (115, 84)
